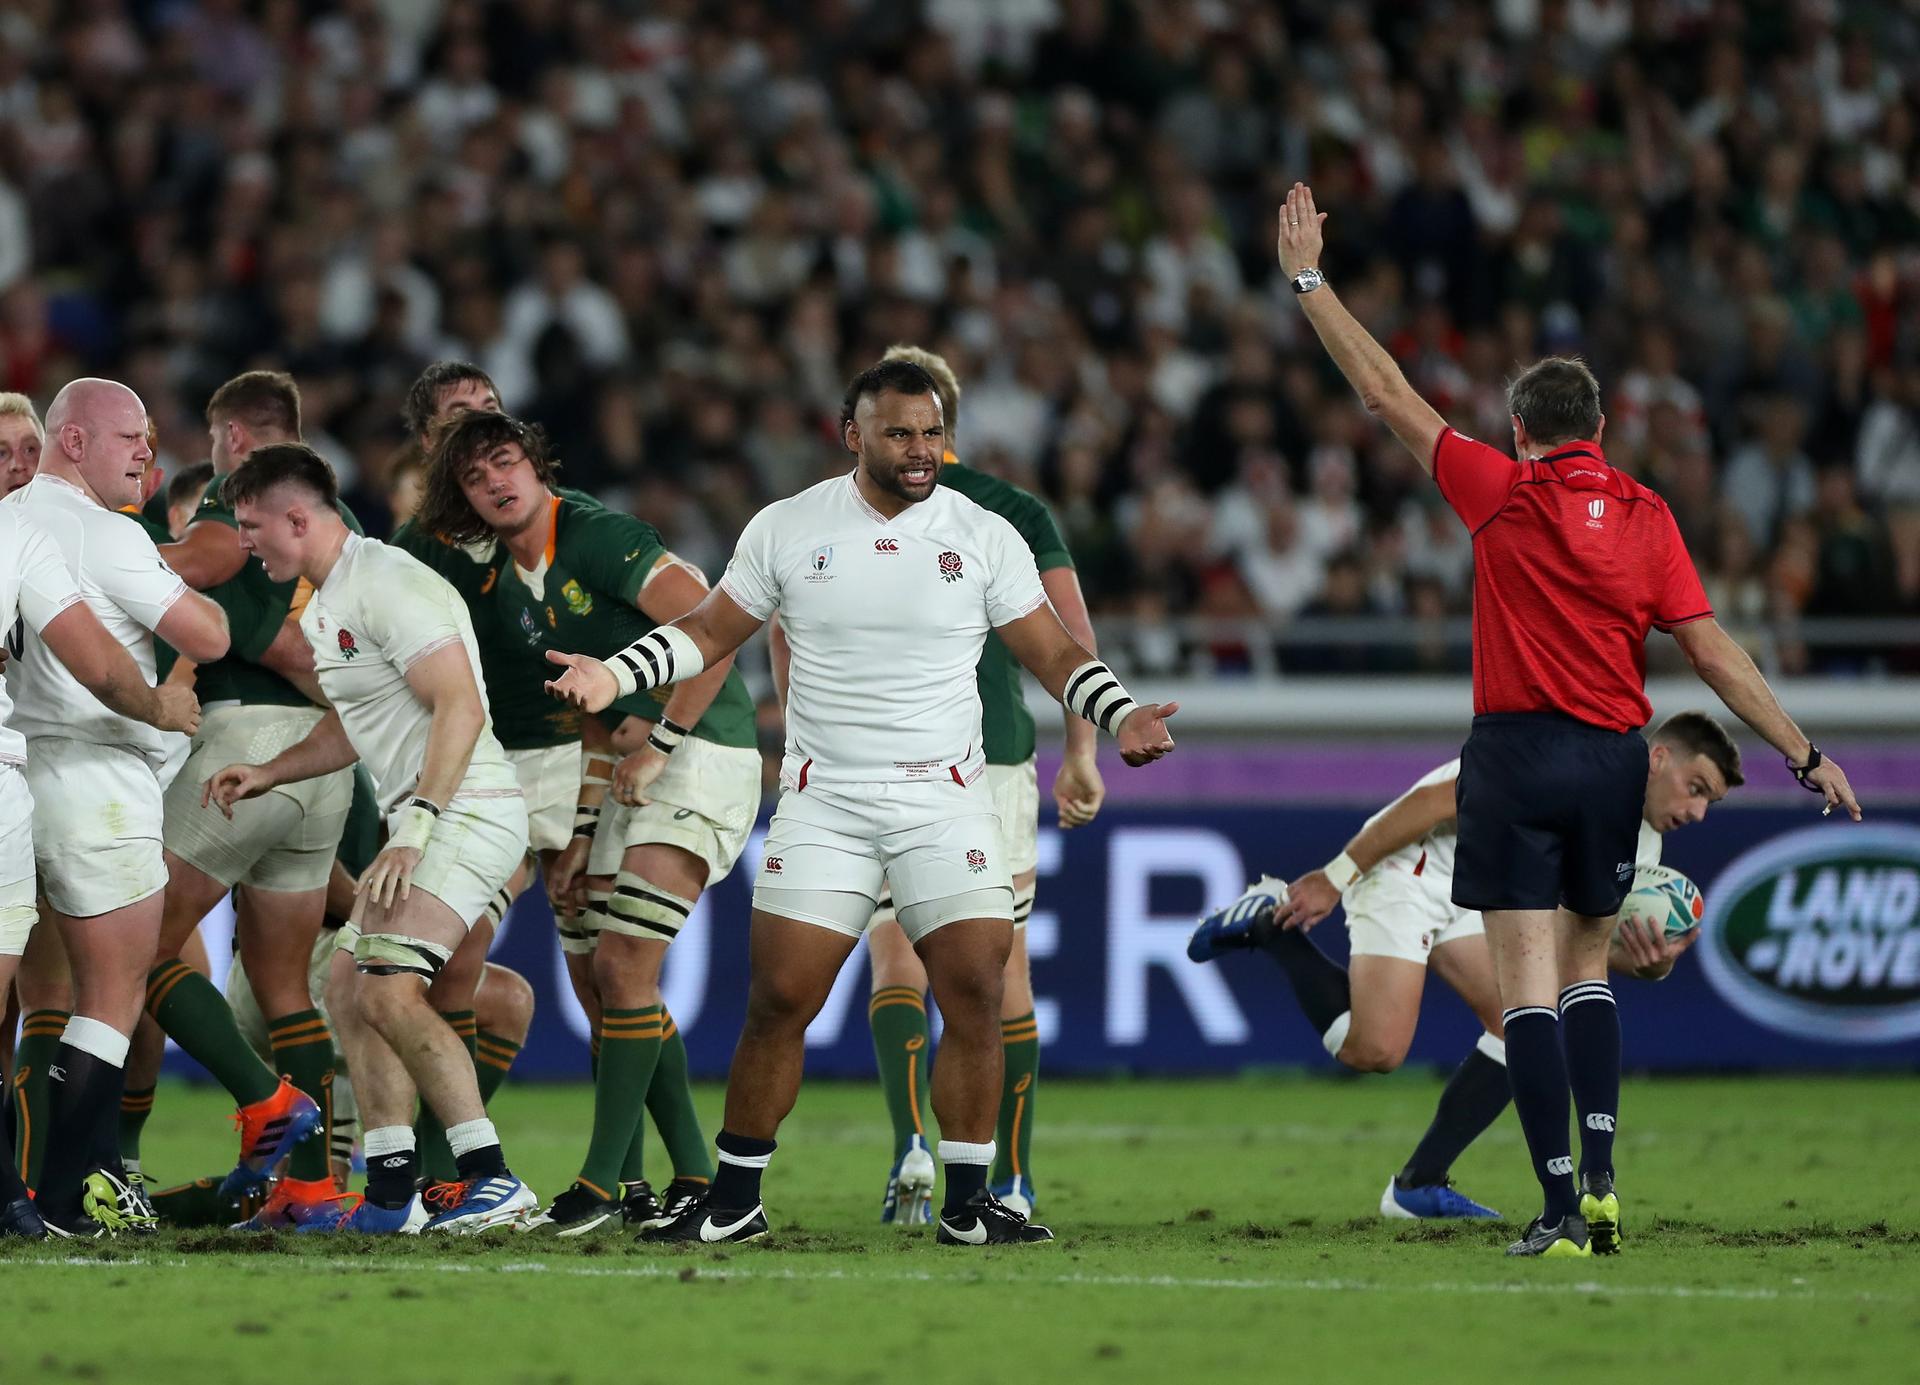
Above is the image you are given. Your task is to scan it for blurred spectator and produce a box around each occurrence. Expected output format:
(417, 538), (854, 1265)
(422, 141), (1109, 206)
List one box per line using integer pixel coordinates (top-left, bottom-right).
(0, 0), (1905, 676)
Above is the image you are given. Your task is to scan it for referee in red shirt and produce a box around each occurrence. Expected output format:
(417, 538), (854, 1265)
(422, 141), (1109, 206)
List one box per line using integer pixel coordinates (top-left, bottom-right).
(1278, 182), (1861, 1258)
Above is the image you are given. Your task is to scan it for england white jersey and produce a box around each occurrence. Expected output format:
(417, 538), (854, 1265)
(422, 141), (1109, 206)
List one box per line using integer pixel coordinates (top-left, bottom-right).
(0, 508), (86, 766)
(2, 473), (186, 765)
(1367, 759), (1662, 887)
(301, 533), (519, 814)
(719, 471), (1049, 786)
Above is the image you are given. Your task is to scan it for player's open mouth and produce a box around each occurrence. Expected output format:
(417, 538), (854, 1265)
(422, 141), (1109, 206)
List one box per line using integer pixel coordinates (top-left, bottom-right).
(495, 494), (515, 511)
(901, 465), (932, 485)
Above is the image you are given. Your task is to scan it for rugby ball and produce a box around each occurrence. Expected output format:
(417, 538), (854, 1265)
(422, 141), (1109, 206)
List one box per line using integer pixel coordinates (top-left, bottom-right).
(1621, 865), (1704, 939)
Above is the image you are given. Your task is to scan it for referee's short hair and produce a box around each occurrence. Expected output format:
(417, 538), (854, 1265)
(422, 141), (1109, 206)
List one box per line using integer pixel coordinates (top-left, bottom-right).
(1507, 356), (1602, 446)
(221, 442), (339, 512)
(1651, 711), (1745, 789)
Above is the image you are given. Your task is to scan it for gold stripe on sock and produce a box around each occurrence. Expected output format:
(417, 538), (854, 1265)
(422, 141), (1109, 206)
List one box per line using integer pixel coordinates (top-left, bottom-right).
(477, 1052), (516, 1072)
(1001, 1025), (1039, 1043)
(270, 1031), (335, 1049)
(577, 1176), (618, 1202)
(145, 963), (199, 1013)
(870, 987), (924, 1005)
(268, 1018), (331, 1039)
(869, 996), (926, 1014)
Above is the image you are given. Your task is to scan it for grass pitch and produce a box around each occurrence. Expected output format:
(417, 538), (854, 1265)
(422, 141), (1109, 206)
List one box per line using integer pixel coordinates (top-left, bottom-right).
(2, 1073), (1916, 1385)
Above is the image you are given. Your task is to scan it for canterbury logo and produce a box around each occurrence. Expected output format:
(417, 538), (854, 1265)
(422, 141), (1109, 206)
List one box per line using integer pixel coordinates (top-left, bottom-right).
(1546, 1156), (1575, 1176)
(1585, 1113), (1616, 1133)
(764, 856), (783, 873)
(874, 538), (899, 553)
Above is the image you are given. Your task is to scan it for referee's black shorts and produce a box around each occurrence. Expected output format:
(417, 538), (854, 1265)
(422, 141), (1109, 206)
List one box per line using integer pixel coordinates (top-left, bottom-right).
(1452, 713), (1647, 918)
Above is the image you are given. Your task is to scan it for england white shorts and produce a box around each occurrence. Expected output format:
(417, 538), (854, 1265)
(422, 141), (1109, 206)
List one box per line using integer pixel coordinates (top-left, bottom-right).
(754, 777), (1013, 943)
(1343, 862), (1484, 965)
(0, 764), (37, 955)
(398, 790), (528, 930)
(26, 737), (166, 918)
(164, 705), (352, 894)
(507, 741), (583, 856)
(984, 758), (1040, 879)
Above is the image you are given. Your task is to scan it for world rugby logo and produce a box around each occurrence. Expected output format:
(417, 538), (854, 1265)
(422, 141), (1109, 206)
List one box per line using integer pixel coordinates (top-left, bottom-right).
(1699, 823), (1920, 1043)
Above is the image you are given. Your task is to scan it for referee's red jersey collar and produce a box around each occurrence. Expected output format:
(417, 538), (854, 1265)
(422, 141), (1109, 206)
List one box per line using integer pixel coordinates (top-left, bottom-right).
(1533, 439), (1608, 467)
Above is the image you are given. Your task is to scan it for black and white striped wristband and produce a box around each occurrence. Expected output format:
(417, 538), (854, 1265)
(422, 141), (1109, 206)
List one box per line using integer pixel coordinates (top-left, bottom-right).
(647, 716), (690, 756)
(1063, 660), (1140, 737)
(607, 626), (705, 699)
(572, 804), (600, 840)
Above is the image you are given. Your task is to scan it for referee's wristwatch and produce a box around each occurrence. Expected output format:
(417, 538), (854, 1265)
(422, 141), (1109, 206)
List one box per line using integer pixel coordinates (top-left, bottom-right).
(1290, 267), (1326, 295)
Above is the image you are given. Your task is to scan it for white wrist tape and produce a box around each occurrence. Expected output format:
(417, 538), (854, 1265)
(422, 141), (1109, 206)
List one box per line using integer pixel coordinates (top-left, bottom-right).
(390, 804), (437, 853)
(1063, 660), (1139, 737)
(607, 625), (705, 699)
(647, 716), (689, 755)
(1323, 850), (1364, 894)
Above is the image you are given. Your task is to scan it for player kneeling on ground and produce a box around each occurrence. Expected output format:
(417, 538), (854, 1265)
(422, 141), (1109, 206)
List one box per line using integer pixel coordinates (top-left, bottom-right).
(205, 445), (534, 1234)
(1192, 713), (1743, 1237)
(545, 360), (1177, 1247)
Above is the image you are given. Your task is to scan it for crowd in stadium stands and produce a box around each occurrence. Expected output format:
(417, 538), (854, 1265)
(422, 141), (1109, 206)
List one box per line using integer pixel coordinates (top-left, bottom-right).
(0, 1), (1917, 673)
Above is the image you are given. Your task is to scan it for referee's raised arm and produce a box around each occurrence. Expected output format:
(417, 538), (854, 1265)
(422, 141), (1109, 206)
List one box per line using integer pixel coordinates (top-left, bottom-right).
(1276, 183), (1446, 467)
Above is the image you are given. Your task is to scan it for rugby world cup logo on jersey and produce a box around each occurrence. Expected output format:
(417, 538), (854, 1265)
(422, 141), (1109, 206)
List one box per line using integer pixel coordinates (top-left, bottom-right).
(336, 628), (359, 660)
(1586, 498), (1605, 530)
(806, 546), (834, 583)
(1698, 823), (1920, 1043)
(938, 551), (964, 583)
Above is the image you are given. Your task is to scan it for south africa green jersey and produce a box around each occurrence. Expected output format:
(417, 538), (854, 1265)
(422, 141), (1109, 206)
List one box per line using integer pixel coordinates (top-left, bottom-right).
(486, 492), (756, 750)
(938, 461), (1075, 765)
(391, 498), (583, 751)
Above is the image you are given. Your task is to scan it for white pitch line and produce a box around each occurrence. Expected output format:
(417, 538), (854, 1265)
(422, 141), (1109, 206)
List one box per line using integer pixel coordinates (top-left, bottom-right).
(30, 1254), (1904, 1305)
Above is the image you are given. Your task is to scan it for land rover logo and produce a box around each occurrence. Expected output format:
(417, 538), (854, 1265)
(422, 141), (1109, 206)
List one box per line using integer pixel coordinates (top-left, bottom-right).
(1699, 823), (1920, 1044)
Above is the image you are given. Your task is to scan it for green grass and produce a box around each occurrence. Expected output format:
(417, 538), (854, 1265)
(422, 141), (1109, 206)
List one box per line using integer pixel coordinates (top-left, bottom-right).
(5, 1074), (1919, 1384)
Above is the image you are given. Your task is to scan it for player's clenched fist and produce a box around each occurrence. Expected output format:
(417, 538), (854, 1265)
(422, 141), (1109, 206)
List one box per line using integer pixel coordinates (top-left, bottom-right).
(155, 683), (202, 735)
(203, 762), (276, 818)
(1116, 702), (1179, 767)
(544, 649), (619, 713)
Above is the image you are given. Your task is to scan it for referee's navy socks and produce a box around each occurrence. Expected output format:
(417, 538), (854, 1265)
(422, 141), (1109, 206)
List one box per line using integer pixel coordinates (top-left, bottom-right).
(712, 1131), (776, 1208)
(1258, 926), (1353, 1040)
(1501, 1006), (1579, 1221)
(1560, 980), (1620, 1180)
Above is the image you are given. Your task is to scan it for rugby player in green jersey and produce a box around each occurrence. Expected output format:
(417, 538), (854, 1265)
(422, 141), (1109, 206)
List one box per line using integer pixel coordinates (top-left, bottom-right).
(769, 347), (1105, 1223)
(416, 409), (760, 1235)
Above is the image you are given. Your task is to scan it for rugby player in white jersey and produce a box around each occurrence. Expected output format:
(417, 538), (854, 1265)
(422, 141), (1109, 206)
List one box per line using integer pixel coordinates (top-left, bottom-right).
(545, 359), (1177, 1246)
(205, 444), (535, 1233)
(0, 504), (200, 1238)
(1189, 711), (1741, 1223)
(3, 378), (229, 1235)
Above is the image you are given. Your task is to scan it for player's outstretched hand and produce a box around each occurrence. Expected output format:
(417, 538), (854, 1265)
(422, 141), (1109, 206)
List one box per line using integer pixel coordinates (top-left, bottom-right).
(1806, 755), (1862, 822)
(546, 836), (592, 918)
(614, 744), (670, 808)
(544, 649), (620, 713)
(203, 762), (274, 818)
(1116, 702), (1178, 767)
(1276, 868), (1340, 931)
(1277, 182), (1327, 281)
(1615, 913), (1698, 982)
(1053, 749), (1106, 829)
(357, 844), (423, 910)
(154, 683), (201, 735)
